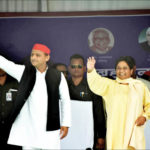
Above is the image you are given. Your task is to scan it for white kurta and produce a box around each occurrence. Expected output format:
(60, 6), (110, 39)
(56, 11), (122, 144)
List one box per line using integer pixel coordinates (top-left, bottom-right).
(0, 56), (71, 149)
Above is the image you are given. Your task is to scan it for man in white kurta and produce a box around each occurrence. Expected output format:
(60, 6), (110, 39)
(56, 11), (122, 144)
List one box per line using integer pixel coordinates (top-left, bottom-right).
(0, 43), (71, 150)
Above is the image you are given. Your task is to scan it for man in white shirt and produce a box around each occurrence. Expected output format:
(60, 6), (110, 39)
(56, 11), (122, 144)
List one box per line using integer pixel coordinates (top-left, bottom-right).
(0, 43), (71, 150)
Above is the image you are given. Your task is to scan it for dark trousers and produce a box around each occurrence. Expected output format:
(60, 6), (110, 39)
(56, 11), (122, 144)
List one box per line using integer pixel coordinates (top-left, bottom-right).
(0, 123), (21, 150)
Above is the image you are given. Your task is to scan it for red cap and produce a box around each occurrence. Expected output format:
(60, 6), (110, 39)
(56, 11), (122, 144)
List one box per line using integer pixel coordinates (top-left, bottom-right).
(144, 71), (150, 76)
(32, 43), (51, 54)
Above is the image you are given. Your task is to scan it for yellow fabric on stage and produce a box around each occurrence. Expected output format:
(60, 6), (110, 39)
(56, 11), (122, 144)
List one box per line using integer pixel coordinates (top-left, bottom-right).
(87, 69), (150, 150)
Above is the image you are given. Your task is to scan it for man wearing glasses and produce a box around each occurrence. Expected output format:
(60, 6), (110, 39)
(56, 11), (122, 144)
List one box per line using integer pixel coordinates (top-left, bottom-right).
(0, 69), (21, 150)
(68, 54), (106, 150)
(140, 27), (150, 52)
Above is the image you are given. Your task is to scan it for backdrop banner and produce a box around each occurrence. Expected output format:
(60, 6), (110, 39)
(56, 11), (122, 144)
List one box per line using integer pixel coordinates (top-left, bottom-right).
(0, 15), (150, 77)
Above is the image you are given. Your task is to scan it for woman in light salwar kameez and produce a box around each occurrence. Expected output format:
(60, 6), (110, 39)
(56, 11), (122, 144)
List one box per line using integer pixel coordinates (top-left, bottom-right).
(87, 56), (150, 150)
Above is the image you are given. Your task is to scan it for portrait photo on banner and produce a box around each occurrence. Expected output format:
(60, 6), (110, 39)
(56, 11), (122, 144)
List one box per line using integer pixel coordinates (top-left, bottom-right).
(139, 27), (150, 52)
(88, 28), (115, 54)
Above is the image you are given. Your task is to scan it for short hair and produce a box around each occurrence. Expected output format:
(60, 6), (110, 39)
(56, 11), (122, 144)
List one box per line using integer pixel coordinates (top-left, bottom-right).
(69, 54), (85, 65)
(115, 56), (136, 70)
(126, 56), (136, 67)
(53, 63), (67, 69)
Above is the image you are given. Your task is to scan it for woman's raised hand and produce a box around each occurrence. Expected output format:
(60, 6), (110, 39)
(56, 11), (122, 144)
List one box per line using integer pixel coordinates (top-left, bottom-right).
(87, 56), (96, 73)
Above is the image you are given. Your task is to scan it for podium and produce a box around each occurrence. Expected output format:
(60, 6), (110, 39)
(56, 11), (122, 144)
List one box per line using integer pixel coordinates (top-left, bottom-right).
(144, 120), (150, 149)
(60, 100), (94, 149)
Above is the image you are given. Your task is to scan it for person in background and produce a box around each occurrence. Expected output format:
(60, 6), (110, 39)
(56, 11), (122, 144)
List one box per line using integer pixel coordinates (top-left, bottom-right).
(0, 68), (21, 150)
(87, 56), (150, 150)
(53, 63), (68, 79)
(141, 71), (150, 82)
(128, 56), (150, 90)
(0, 43), (71, 150)
(68, 54), (106, 150)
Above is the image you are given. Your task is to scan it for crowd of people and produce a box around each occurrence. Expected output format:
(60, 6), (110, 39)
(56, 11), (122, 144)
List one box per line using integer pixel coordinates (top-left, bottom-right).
(0, 43), (150, 150)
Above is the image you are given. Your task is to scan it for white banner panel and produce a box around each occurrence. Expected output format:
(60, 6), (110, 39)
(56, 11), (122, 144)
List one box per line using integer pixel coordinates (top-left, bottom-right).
(144, 120), (150, 149)
(60, 100), (94, 149)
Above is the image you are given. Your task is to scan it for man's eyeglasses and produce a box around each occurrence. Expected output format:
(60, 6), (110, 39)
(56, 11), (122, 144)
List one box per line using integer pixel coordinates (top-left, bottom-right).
(147, 34), (150, 36)
(71, 64), (83, 69)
